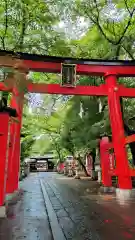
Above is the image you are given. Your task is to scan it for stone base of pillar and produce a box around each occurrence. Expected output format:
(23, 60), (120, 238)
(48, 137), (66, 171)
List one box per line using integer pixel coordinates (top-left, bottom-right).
(97, 170), (102, 183)
(0, 206), (6, 218)
(116, 188), (135, 200)
(5, 188), (24, 206)
(24, 166), (30, 177)
(91, 170), (95, 179)
(116, 188), (135, 205)
(74, 168), (80, 179)
(99, 186), (116, 194)
(67, 167), (73, 177)
(74, 175), (80, 179)
(67, 173), (73, 177)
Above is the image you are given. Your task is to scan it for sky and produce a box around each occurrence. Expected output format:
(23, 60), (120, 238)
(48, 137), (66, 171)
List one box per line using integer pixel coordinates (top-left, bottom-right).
(53, 2), (127, 39)
(55, 16), (90, 40)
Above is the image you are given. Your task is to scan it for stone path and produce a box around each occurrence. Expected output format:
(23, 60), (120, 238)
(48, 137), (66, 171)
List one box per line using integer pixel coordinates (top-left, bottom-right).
(40, 172), (135, 240)
(1, 172), (135, 240)
(0, 173), (53, 240)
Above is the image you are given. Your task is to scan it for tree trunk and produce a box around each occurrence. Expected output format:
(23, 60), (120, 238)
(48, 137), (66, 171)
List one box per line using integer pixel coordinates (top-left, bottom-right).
(55, 146), (63, 163)
(77, 155), (89, 177)
(91, 148), (96, 171)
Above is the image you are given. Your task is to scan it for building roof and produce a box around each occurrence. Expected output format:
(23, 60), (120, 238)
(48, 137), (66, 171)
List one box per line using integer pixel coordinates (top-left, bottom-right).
(1, 49), (135, 66)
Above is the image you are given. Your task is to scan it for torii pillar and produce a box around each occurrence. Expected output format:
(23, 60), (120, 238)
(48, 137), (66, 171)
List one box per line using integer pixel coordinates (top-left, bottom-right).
(0, 113), (10, 216)
(6, 63), (28, 195)
(105, 74), (132, 197)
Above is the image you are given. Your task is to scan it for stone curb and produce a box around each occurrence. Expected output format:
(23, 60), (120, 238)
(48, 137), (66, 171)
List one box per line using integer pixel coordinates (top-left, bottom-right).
(0, 206), (6, 218)
(99, 186), (116, 194)
(40, 179), (66, 240)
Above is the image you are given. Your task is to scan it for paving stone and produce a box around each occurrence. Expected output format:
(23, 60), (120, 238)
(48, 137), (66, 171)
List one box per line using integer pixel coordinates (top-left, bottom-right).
(43, 172), (135, 240)
(5, 172), (135, 240)
(55, 209), (68, 218)
(0, 174), (53, 240)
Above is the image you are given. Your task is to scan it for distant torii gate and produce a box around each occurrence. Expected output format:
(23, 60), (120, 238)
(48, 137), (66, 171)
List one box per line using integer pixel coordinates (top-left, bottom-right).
(0, 50), (135, 207)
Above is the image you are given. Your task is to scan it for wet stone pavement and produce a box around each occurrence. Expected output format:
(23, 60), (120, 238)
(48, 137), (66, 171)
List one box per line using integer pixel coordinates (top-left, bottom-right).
(41, 172), (135, 240)
(0, 173), (53, 240)
(1, 172), (135, 240)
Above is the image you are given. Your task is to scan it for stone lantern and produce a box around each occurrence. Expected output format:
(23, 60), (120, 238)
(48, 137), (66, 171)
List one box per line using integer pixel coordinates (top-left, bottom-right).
(74, 160), (80, 179)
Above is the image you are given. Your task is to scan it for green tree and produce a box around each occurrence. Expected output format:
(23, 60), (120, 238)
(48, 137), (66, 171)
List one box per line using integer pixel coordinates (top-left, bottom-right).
(21, 106), (35, 165)
(71, 0), (135, 59)
(0, 0), (72, 168)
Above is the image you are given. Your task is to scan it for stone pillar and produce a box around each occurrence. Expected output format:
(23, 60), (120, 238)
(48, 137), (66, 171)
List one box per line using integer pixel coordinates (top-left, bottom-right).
(74, 161), (80, 179)
(97, 167), (102, 183)
(24, 164), (30, 177)
(100, 136), (112, 187)
(64, 164), (67, 175)
(68, 162), (73, 177)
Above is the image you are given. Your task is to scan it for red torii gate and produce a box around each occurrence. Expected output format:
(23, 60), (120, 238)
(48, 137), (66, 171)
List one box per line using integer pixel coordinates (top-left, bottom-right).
(0, 50), (135, 207)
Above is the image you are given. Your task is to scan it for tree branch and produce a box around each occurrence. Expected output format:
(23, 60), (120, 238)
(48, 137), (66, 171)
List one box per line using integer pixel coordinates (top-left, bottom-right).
(14, 1), (28, 51)
(117, 8), (135, 45)
(115, 45), (121, 60)
(0, 0), (8, 50)
(86, 0), (135, 46)
(124, 0), (133, 16)
(93, 0), (100, 19)
(122, 45), (134, 60)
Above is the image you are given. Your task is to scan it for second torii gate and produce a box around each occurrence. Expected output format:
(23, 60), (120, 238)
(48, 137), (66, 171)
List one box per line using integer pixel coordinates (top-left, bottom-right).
(0, 50), (135, 208)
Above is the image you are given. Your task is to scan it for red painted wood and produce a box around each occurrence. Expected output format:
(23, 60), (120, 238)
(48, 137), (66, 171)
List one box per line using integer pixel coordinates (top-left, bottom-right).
(0, 82), (11, 91)
(100, 137), (112, 187)
(22, 60), (135, 76)
(108, 142), (113, 149)
(0, 114), (10, 205)
(12, 123), (21, 191)
(125, 135), (135, 144)
(7, 92), (24, 193)
(119, 86), (135, 97)
(0, 82), (108, 96)
(129, 169), (135, 176)
(6, 121), (16, 194)
(106, 75), (132, 189)
(109, 169), (117, 176)
(28, 83), (107, 95)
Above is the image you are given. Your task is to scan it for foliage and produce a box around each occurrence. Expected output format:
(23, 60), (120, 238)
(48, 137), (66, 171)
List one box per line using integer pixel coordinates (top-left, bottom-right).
(60, 90), (106, 156)
(0, 0), (71, 55)
(71, 0), (135, 60)
(20, 135), (35, 163)
(26, 97), (70, 161)
(21, 106), (35, 164)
